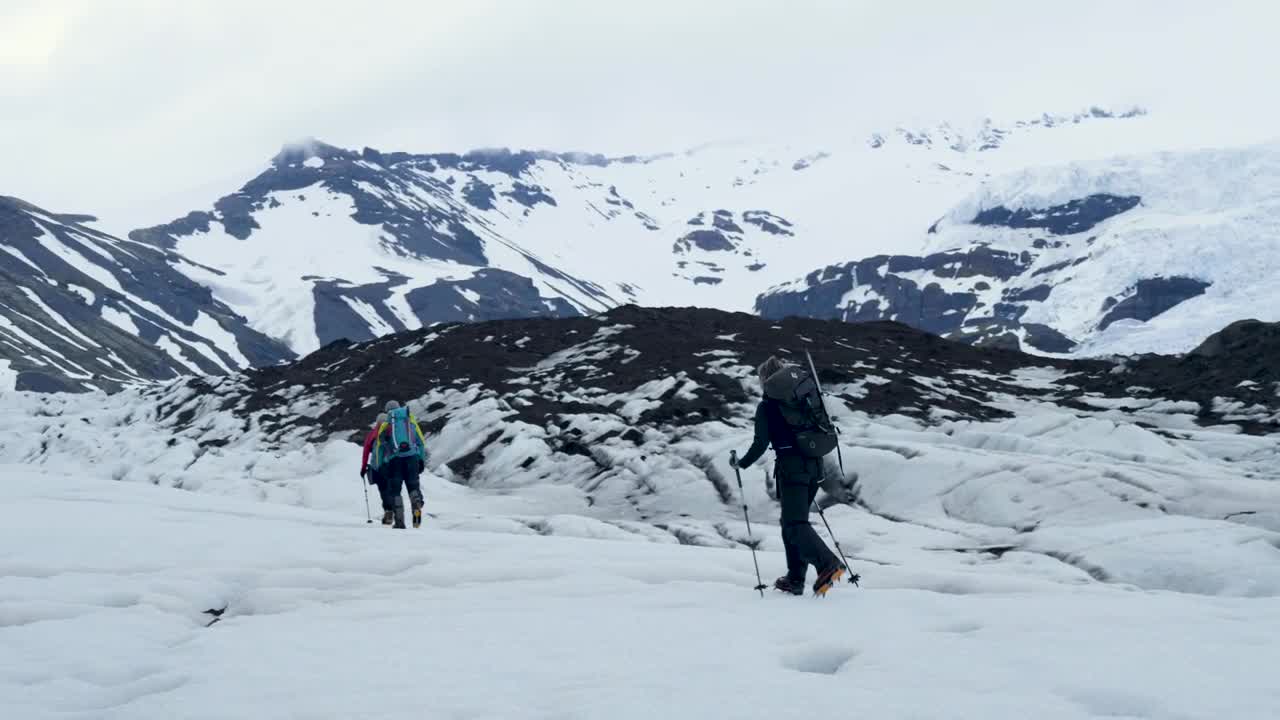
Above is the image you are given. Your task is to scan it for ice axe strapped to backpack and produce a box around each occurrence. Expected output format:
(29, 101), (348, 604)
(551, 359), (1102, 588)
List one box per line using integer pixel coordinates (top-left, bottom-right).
(805, 350), (846, 478)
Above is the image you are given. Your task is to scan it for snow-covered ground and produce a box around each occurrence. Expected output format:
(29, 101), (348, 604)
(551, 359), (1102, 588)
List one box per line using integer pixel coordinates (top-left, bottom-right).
(4, 456), (1280, 720)
(4, 366), (1280, 717)
(4, 304), (1280, 718)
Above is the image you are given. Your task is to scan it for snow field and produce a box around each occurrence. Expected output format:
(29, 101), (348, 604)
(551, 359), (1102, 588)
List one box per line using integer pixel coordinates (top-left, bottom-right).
(3, 468), (1279, 720)
(4, 351), (1280, 601)
(916, 143), (1280, 356)
(0, 359), (15, 392)
(3, 339), (1280, 717)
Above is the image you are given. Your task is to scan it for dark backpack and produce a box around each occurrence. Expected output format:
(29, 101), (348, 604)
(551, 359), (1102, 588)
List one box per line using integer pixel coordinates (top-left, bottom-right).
(762, 364), (837, 458)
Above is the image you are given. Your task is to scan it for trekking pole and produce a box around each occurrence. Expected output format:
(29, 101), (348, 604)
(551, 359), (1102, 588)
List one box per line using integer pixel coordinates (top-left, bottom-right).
(361, 473), (373, 524)
(729, 450), (767, 597)
(814, 504), (860, 586)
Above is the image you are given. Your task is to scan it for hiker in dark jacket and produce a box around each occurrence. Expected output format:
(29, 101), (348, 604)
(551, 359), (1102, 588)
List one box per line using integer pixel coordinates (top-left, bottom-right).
(735, 355), (844, 596)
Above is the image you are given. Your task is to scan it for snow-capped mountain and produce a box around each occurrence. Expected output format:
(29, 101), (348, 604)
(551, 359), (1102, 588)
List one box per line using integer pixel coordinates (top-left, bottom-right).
(0, 196), (292, 392)
(125, 107), (1158, 358)
(758, 142), (1280, 356)
(128, 144), (623, 355)
(6, 104), (1257, 393)
(868, 106), (1148, 153)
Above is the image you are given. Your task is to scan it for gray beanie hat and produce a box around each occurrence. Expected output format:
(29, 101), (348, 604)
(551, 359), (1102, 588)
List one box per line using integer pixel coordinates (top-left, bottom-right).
(384, 400), (401, 412)
(757, 356), (786, 384)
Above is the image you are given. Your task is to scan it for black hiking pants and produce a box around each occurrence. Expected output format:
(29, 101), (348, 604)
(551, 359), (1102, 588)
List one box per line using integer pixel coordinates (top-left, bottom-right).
(383, 455), (424, 515)
(370, 468), (392, 512)
(776, 455), (839, 582)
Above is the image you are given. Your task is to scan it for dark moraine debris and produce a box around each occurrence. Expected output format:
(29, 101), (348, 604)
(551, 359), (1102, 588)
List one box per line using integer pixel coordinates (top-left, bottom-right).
(1023, 323), (1077, 353)
(1190, 319), (1280, 359)
(973, 194), (1141, 236)
(137, 306), (1280, 532)
(503, 182), (557, 208)
(755, 245), (1032, 339)
(742, 210), (795, 236)
(711, 214), (744, 234)
(1098, 277), (1210, 330)
(311, 278), (405, 346)
(1005, 284), (1053, 303)
(1031, 259), (1074, 278)
(462, 177), (496, 210)
(220, 306), (1280, 443)
(402, 268), (582, 326)
(674, 230), (736, 253)
(446, 429), (505, 482)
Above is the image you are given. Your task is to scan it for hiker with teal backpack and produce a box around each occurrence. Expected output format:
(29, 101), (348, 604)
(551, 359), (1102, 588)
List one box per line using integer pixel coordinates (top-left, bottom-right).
(374, 400), (430, 529)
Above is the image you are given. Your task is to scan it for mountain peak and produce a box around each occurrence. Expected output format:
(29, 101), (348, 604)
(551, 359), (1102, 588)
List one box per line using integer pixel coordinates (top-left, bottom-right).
(872, 105), (1150, 153)
(271, 138), (353, 168)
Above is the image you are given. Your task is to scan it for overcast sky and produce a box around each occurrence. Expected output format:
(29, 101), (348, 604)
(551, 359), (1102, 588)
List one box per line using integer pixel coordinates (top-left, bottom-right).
(2, 0), (1277, 229)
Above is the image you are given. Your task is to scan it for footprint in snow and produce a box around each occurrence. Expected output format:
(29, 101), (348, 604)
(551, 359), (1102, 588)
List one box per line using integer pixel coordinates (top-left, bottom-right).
(780, 646), (858, 675)
(932, 620), (983, 634)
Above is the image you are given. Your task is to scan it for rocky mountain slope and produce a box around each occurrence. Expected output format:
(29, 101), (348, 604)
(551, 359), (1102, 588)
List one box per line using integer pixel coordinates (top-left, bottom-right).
(0, 196), (292, 392)
(757, 143), (1280, 356)
(218, 305), (1280, 451)
(9, 105), (1267, 392)
(122, 106), (1154, 357)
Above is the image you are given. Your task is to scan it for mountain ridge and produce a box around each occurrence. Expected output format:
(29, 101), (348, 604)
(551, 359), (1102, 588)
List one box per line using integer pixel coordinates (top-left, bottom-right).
(0, 196), (293, 392)
(7, 104), (1247, 392)
(114, 104), (1157, 360)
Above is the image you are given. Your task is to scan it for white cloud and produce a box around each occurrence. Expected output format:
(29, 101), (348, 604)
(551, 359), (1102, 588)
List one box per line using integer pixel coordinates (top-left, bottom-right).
(0, 4), (68, 67)
(1, 0), (1278, 231)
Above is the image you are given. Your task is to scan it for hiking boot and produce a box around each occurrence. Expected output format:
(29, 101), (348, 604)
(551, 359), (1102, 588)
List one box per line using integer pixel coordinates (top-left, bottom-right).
(393, 507), (406, 529)
(813, 565), (846, 597)
(412, 507), (423, 528)
(381, 510), (394, 526)
(774, 575), (805, 596)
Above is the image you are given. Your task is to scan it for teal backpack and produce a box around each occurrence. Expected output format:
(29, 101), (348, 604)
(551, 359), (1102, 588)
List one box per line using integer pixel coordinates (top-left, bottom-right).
(384, 406), (423, 461)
